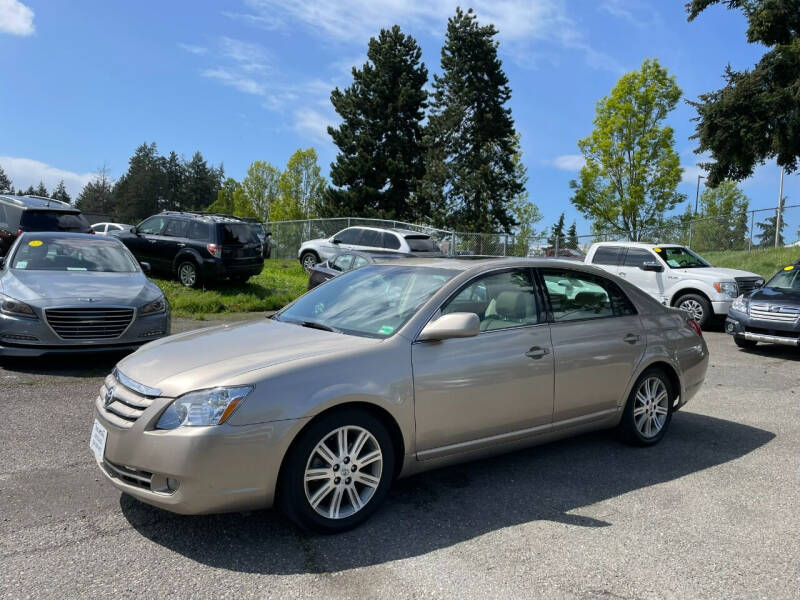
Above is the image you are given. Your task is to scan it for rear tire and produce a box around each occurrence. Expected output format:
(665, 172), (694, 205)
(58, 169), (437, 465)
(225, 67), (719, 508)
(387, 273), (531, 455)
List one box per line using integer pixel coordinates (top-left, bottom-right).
(300, 251), (318, 273)
(675, 293), (712, 329)
(177, 260), (200, 288)
(734, 336), (757, 349)
(618, 368), (674, 447)
(279, 409), (395, 534)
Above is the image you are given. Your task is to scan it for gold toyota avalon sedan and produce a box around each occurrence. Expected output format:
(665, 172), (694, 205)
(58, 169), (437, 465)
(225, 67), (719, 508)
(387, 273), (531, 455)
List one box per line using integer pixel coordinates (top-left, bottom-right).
(89, 258), (709, 533)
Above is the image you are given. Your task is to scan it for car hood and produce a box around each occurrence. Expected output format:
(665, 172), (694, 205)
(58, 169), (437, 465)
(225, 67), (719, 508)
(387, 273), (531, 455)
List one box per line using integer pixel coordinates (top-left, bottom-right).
(115, 318), (379, 397)
(670, 266), (760, 280)
(0, 270), (156, 305)
(747, 286), (800, 304)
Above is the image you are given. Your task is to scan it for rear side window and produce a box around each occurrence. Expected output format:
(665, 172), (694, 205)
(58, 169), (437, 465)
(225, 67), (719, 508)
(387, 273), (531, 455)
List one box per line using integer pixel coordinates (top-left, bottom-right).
(592, 246), (623, 266)
(357, 229), (382, 247)
(623, 248), (655, 267)
(382, 232), (401, 249)
(188, 221), (210, 241)
(163, 219), (189, 238)
(335, 228), (361, 244)
(220, 223), (256, 244)
(541, 268), (637, 322)
(331, 254), (354, 272)
(405, 235), (439, 252)
(21, 211), (90, 232)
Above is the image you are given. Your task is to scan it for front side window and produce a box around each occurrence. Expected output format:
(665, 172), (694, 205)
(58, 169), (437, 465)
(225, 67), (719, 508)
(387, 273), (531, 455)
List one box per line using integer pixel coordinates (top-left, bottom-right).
(11, 237), (139, 272)
(137, 216), (166, 235)
(442, 269), (540, 331)
(335, 228), (361, 245)
(623, 248), (655, 268)
(541, 268), (636, 322)
(592, 246), (623, 265)
(659, 246), (710, 268)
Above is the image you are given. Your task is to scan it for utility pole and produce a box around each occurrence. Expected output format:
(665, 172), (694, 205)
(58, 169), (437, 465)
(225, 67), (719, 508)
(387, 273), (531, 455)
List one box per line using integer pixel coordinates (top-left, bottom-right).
(775, 168), (785, 248)
(694, 174), (705, 215)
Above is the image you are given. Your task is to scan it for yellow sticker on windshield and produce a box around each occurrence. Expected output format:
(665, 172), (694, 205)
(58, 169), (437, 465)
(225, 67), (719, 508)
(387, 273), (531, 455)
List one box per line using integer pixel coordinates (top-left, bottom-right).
(784, 265), (794, 271)
(28, 240), (43, 247)
(653, 247), (662, 252)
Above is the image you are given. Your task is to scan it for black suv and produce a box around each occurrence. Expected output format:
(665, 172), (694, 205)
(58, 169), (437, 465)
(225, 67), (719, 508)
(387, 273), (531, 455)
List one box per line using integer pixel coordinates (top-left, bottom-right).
(0, 195), (92, 256)
(115, 212), (264, 287)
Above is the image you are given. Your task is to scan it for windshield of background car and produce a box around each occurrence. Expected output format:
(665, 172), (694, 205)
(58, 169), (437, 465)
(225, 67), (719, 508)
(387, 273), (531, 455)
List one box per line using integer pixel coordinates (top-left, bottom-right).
(277, 265), (457, 338)
(659, 246), (710, 268)
(405, 236), (440, 252)
(221, 223), (256, 244)
(20, 211), (90, 232)
(765, 267), (800, 290)
(10, 237), (139, 272)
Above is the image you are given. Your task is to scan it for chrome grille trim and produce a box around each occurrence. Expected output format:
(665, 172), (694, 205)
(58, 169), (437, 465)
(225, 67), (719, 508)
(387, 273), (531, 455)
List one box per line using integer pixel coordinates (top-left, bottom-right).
(103, 459), (152, 489)
(735, 277), (763, 294)
(749, 304), (800, 324)
(45, 307), (134, 340)
(114, 368), (162, 397)
(97, 373), (156, 429)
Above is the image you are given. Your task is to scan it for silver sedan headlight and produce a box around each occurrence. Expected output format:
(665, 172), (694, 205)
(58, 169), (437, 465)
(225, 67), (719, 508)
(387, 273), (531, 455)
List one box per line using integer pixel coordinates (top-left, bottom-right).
(0, 293), (37, 319)
(731, 294), (748, 313)
(140, 296), (167, 316)
(156, 386), (254, 429)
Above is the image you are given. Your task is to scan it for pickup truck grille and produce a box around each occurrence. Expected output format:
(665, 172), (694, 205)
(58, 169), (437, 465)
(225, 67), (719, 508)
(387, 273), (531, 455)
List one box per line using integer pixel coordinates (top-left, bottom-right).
(96, 372), (156, 429)
(736, 277), (763, 294)
(749, 304), (800, 324)
(46, 307), (134, 339)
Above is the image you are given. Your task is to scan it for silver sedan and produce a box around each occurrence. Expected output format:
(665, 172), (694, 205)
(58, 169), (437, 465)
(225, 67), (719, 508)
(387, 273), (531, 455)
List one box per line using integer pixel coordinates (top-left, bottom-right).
(90, 258), (708, 533)
(0, 232), (170, 357)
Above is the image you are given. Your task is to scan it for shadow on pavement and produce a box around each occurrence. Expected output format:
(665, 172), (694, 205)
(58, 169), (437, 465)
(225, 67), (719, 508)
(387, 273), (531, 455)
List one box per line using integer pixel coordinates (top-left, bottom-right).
(121, 411), (774, 574)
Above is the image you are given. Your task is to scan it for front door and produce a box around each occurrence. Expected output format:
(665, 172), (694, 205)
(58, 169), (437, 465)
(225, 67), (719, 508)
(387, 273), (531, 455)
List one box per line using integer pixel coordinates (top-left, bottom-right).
(412, 268), (554, 458)
(129, 215), (168, 266)
(539, 267), (645, 422)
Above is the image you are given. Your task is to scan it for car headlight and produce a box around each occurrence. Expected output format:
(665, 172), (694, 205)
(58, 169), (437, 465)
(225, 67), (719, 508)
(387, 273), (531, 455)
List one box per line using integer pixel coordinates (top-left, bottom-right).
(140, 296), (167, 315)
(731, 294), (748, 313)
(156, 386), (253, 429)
(713, 281), (739, 298)
(0, 293), (37, 319)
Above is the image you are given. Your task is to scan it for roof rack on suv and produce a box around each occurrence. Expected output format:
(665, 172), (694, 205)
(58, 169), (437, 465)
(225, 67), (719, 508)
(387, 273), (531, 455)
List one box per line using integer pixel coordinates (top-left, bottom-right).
(159, 210), (245, 221)
(25, 195), (72, 207)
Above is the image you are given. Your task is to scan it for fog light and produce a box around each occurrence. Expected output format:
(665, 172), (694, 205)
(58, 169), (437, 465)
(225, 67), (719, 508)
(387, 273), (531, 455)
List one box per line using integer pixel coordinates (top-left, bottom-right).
(166, 478), (180, 492)
(0, 333), (39, 341)
(726, 322), (735, 333)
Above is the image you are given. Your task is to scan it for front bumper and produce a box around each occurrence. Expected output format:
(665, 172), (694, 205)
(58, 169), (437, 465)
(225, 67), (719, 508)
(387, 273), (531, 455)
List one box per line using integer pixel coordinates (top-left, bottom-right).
(0, 311), (170, 357)
(711, 299), (733, 316)
(725, 313), (800, 346)
(90, 379), (307, 514)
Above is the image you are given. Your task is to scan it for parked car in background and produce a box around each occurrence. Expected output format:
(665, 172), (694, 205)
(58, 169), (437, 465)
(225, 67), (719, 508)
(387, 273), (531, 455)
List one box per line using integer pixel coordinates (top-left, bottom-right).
(585, 242), (764, 327)
(545, 247), (585, 260)
(115, 211), (264, 287)
(725, 259), (800, 349)
(0, 194), (92, 257)
(298, 226), (443, 271)
(241, 218), (272, 258)
(307, 250), (412, 289)
(0, 232), (169, 357)
(91, 222), (133, 235)
(89, 257), (707, 533)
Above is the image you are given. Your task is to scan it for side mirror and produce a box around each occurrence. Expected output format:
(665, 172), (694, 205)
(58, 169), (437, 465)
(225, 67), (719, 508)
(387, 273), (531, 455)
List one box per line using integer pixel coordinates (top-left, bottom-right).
(139, 261), (151, 274)
(0, 257), (4, 269)
(640, 261), (664, 272)
(332, 237), (342, 244)
(418, 312), (480, 342)
(131, 226), (139, 235)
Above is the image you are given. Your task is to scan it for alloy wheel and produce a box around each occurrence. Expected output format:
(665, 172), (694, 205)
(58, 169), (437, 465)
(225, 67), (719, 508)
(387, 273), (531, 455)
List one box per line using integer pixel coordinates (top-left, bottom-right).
(302, 254), (317, 272)
(679, 299), (704, 322)
(633, 377), (669, 438)
(303, 425), (383, 520)
(179, 263), (197, 287)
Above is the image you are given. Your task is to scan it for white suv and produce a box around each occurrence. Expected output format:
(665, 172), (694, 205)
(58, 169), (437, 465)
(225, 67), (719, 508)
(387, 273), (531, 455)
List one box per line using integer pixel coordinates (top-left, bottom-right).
(585, 242), (764, 327)
(298, 226), (443, 271)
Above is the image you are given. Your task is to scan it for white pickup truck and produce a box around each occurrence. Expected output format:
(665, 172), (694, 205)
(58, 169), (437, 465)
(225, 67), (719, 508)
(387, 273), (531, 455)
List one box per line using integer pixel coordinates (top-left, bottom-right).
(584, 242), (764, 327)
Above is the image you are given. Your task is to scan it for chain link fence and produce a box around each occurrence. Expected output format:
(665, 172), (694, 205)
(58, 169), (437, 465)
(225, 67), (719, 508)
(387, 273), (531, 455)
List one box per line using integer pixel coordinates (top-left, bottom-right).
(266, 204), (800, 260)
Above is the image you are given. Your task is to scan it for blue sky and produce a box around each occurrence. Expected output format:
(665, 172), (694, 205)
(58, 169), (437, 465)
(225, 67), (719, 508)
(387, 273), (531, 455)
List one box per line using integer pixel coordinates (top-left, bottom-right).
(0, 0), (797, 237)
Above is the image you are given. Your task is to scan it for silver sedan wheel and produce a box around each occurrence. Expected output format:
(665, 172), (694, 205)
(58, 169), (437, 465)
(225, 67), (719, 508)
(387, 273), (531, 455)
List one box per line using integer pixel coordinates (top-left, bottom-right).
(178, 263), (197, 287)
(678, 298), (704, 322)
(304, 425), (383, 520)
(633, 377), (669, 438)
(301, 254), (317, 272)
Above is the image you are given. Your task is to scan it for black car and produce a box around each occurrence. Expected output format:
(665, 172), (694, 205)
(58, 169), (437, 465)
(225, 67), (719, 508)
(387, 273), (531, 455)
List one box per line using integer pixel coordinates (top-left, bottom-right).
(115, 211), (264, 287)
(241, 218), (272, 258)
(0, 194), (92, 257)
(725, 260), (800, 348)
(307, 250), (412, 289)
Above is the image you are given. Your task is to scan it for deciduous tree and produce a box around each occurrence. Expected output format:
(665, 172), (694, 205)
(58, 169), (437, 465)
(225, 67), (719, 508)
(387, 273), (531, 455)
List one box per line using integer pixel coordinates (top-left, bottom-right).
(691, 181), (750, 251)
(274, 148), (326, 221)
(241, 160), (281, 222)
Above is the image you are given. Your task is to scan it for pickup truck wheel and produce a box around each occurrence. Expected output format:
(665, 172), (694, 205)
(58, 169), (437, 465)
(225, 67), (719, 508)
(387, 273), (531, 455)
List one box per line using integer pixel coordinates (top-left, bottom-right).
(300, 251), (318, 273)
(734, 336), (757, 349)
(675, 293), (711, 328)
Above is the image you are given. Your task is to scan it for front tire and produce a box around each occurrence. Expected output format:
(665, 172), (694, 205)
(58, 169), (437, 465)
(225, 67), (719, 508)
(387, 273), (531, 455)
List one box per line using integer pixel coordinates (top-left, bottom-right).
(675, 293), (712, 328)
(300, 251), (319, 273)
(279, 409), (395, 533)
(177, 260), (200, 288)
(734, 336), (757, 349)
(618, 368), (674, 446)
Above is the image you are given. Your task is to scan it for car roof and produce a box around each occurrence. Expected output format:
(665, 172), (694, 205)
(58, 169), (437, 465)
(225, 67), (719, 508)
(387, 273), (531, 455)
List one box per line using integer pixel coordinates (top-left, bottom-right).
(0, 194), (78, 211)
(158, 211), (246, 223)
(592, 241), (683, 249)
(342, 225), (432, 238)
(18, 231), (120, 242)
(372, 256), (602, 272)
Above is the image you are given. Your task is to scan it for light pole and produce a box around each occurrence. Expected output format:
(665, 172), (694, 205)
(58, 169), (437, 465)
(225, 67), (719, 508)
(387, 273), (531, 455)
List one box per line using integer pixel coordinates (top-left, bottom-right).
(775, 167), (785, 248)
(694, 174), (705, 215)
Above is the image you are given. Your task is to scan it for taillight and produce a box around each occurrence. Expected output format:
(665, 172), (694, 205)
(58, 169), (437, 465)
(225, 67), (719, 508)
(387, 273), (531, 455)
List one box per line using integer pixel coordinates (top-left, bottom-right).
(687, 318), (703, 337)
(16, 228), (23, 237)
(206, 243), (222, 258)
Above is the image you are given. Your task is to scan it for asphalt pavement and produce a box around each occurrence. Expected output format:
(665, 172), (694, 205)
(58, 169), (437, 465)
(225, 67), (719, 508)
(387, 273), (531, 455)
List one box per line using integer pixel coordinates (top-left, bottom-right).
(1, 317), (798, 599)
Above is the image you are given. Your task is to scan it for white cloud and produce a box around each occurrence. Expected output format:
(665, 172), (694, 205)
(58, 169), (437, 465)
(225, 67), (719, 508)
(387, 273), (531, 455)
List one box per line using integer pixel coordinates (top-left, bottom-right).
(681, 164), (707, 185)
(202, 68), (267, 96)
(178, 43), (207, 55)
(220, 36), (272, 73)
(600, 0), (660, 29)
(293, 108), (333, 143)
(0, 157), (94, 198)
(0, 0), (34, 36)
(551, 154), (585, 171)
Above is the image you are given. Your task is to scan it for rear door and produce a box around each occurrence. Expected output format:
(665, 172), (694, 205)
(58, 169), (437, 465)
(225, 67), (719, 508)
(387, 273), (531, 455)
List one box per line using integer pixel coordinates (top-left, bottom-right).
(539, 267), (645, 423)
(158, 218), (190, 270)
(588, 245), (624, 274)
(352, 228), (382, 252)
(617, 247), (665, 302)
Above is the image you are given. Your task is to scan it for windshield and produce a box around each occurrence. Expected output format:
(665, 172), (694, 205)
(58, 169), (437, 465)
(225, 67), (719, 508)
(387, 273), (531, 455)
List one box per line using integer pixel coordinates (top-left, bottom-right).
(277, 265), (457, 338)
(765, 267), (800, 290)
(11, 237), (139, 272)
(657, 246), (710, 269)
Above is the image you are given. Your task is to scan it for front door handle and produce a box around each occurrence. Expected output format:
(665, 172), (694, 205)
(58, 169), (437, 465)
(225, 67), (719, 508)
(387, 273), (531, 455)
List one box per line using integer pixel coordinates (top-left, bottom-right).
(177, 242), (186, 247)
(623, 333), (640, 344)
(525, 346), (550, 359)
(147, 239), (157, 244)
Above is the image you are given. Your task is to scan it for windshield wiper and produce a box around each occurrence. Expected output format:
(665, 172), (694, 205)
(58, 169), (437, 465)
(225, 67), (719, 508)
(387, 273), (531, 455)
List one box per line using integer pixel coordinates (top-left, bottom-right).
(299, 320), (340, 333)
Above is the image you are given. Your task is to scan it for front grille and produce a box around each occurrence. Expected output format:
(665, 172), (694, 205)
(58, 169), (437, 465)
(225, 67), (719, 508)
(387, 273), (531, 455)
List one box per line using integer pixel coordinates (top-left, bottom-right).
(749, 304), (800, 324)
(103, 458), (152, 490)
(96, 373), (156, 429)
(736, 277), (762, 294)
(46, 307), (134, 340)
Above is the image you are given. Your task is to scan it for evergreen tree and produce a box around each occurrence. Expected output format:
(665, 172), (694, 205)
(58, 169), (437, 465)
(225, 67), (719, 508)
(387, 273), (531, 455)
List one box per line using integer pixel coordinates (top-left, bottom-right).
(0, 165), (12, 193)
(76, 165), (114, 214)
(163, 151), (186, 212)
(328, 26), (428, 221)
(22, 185), (36, 196)
(34, 181), (48, 197)
(756, 197), (787, 248)
(691, 181), (750, 251)
(421, 8), (522, 233)
(51, 180), (71, 204)
(184, 151), (220, 211)
(112, 142), (167, 223)
(548, 213), (566, 248)
(567, 221), (579, 249)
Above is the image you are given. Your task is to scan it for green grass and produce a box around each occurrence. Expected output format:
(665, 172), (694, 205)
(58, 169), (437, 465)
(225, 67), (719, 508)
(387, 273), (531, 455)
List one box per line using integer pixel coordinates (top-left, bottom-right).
(155, 259), (307, 318)
(703, 246), (800, 279)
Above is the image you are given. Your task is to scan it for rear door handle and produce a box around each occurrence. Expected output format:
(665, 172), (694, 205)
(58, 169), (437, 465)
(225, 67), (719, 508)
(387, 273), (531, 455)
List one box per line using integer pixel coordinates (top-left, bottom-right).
(525, 346), (550, 359)
(177, 242), (186, 247)
(623, 333), (640, 344)
(147, 239), (157, 244)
